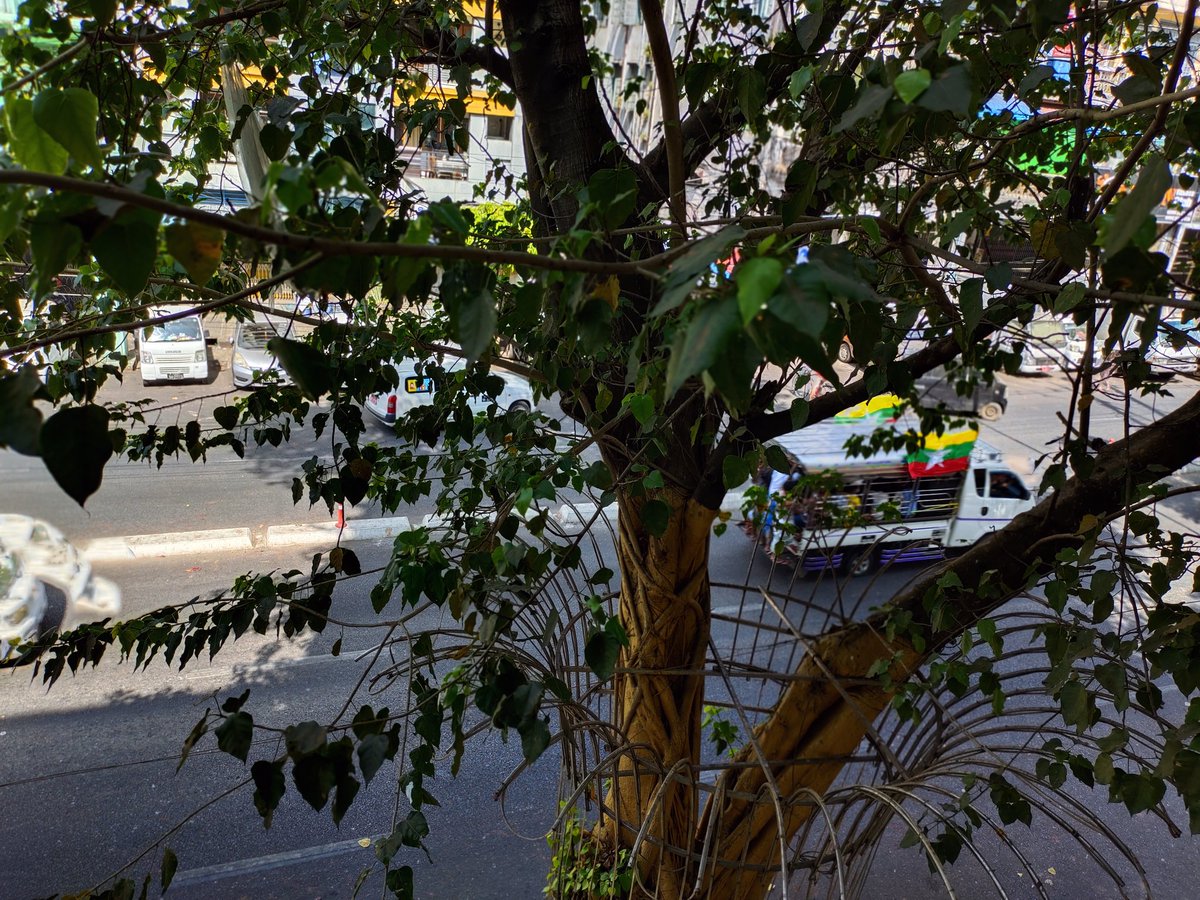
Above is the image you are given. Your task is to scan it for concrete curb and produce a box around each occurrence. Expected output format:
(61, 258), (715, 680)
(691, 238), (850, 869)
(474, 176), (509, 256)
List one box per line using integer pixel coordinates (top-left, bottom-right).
(84, 527), (253, 562)
(265, 517), (413, 547)
(81, 492), (753, 561)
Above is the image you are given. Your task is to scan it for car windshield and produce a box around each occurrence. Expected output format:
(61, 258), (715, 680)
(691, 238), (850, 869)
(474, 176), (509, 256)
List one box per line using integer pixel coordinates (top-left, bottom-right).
(238, 324), (279, 350)
(0, 551), (21, 596)
(143, 318), (202, 342)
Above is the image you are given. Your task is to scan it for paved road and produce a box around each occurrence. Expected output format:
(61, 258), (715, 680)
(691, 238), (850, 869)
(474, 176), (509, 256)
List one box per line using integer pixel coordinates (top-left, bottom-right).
(2, 370), (1199, 898)
(4, 524), (1200, 898)
(0, 358), (591, 542)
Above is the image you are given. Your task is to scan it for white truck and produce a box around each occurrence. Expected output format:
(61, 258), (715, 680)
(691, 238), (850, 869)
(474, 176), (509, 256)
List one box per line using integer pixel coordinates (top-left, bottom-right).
(750, 419), (1035, 576)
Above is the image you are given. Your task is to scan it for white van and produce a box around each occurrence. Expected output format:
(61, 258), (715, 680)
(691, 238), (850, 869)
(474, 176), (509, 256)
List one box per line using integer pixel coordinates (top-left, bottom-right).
(138, 312), (211, 384)
(365, 354), (534, 425)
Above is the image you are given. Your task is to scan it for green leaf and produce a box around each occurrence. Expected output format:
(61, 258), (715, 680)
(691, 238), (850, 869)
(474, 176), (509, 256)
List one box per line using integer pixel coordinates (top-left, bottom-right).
(627, 393), (654, 425)
(917, 65), (972, 117)
(292, 752), (336, 811)
(735, 67), (767, 122)
(285, 721), (328, 757)
(258, 122), (292, 160)
(788, 67), (814, 99)
(6, 97), (68, 174)
(457, 287), (496, 364)
(165, 221), (225, 285)
(92, 212), (160, 296)
(651, 226), (746, 316)
(160, 848), (178, 892)
(722, 454), (751, 489)
(736, 257), (784, 324)
(89, 0), (116, 24)
(1120, 773), (1165, 815)
(584, 629), (621, 681)
(29, 219), (83, 300)
(214, 711), (253, 762)
(1059, 680), (1094, 734)
(40, 405), (113, 507)
(894, 69), (932, 103)
(586, 168), (638, 230)
(0, 369), (45, 455)
(251, 759), (287, 827)
(640, 498), (671, 537)
(267, 337), (332, 400)
(32, 87), (103, 169)
(665, 297), (739, 397)
(1105, 154), (1172, 256)
(357, 733), (390, 784)
(959, 277), (984, 335)
(213, 405), (239, 430)
(177, 713), (210, 773)
(834, 84), (892, 133)
(520, 718), (551, 763)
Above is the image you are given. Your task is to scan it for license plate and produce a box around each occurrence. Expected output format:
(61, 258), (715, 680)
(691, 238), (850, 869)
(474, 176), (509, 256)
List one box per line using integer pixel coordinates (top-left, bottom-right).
(166, 372), (185, 380)
(405, 377), (432, 394)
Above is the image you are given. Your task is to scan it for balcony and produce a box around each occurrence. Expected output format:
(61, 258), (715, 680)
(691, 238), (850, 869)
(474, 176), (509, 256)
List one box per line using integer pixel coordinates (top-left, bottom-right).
(402, 148), (470, 180)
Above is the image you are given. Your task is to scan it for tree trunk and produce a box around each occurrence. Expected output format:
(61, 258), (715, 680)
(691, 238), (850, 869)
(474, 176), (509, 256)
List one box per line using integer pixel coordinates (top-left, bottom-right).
(594, 486), (716, 897)
(703, 625), (920, 898)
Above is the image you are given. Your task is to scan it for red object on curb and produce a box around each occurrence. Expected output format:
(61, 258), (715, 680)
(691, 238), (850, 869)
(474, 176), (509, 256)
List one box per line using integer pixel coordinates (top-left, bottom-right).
(336, 502), (345, 529)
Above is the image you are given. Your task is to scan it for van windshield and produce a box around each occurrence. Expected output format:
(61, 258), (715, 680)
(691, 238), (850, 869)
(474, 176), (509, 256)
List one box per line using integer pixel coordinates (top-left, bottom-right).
(1028, 320), (1069, 347)
(143, 318), (202, 342)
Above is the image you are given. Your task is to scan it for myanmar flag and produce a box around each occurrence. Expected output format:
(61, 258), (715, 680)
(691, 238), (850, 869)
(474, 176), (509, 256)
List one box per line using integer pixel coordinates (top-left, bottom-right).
(834, 393), (901, 423)
(906, 428), (978, 478)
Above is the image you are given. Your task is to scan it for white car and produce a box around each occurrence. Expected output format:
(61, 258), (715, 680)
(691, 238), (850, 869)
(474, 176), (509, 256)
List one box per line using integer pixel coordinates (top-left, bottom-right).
(0, 550), (46, 661)
(1145, 328), (1200, 373)
(365, 354), (534, 425)
(0, 515), (121, 661)
(138, 312), (212, 385)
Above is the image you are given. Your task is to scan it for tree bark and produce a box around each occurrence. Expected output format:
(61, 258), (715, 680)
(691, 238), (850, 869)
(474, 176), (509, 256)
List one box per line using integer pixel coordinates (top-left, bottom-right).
(499, 0), (620, 231)
(595, 486), (716, 897)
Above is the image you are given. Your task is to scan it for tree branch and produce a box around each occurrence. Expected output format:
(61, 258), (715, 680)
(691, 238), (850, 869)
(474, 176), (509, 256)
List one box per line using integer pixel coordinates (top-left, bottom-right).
(0, 170), (659, 276)
(640, 0), (687, 239)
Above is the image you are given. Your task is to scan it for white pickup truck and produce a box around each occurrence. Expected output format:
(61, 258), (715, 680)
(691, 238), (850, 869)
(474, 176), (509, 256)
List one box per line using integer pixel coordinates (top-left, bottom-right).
(749, 419), (1035, 576)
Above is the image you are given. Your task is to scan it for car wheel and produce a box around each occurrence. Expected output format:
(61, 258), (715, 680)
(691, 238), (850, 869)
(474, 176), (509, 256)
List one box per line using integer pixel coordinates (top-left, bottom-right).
(841, 545), (879, 577)
(979, 401), (1003, 422)
(507, 399), (532, 415)
(837, 340), (853, 363)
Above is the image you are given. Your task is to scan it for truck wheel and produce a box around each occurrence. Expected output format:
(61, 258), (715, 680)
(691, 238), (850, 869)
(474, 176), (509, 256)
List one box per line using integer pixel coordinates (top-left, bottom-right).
(842, 546), (879, 577)
(979, 401), (1003, 422)
(837, 340), (853, 363)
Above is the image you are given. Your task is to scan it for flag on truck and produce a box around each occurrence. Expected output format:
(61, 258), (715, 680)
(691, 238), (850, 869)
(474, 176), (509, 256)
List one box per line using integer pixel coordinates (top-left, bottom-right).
(906, 427), (978, 477)
(834, 393), (900, 423)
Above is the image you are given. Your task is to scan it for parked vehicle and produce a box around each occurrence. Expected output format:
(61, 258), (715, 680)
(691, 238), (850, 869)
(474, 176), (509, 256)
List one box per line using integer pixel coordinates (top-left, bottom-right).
(231, 319), (291, 388)
(914, 367), (1007, 421)
(1145, 320), (1200, 373)
(1067, 317), (1200, 376)
(365, 353), (535, 425)
(0, 549), (46, 661)
(1005, 317), (1074, 374)
(138, 312), (214, 385)
(0, 515), (121, 661)
(747, 418), (1034, 575)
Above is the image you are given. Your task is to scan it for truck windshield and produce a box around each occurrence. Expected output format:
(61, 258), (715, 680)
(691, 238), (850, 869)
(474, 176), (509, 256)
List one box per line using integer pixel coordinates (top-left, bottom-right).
(143, 318), (202, 342)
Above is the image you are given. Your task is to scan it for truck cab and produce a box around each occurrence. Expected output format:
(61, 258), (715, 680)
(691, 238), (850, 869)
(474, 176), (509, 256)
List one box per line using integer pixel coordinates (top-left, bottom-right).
(139, 312), (212, 385)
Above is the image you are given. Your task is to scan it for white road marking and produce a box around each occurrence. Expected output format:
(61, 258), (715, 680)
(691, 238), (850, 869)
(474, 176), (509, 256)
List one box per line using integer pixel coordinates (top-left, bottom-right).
(170, 835), (381, 888)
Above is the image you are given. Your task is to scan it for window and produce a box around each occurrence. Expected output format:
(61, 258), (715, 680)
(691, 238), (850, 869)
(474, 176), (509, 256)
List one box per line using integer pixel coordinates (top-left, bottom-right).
(988, 471), (1029, 500)
(486, 115), (513, 140)
(1169, 227), (1200, 287)
(973, 469), (987, 497)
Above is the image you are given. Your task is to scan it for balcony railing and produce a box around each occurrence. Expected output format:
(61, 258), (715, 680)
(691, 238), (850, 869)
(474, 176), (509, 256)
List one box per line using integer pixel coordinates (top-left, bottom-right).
(402, 148), (470, 181)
